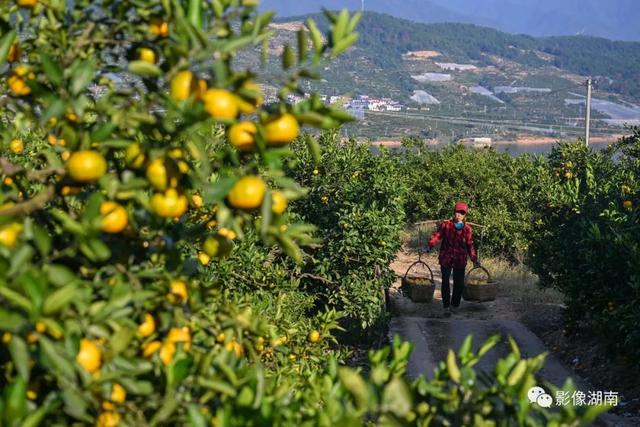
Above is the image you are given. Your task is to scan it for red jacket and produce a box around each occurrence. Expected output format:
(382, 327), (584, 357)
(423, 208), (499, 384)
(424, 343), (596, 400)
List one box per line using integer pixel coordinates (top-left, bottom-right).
(428, 220), (478, 268)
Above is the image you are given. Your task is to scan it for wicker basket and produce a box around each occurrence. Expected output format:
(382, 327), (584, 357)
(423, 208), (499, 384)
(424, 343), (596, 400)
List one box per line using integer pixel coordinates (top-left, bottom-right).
(402, 257), (435, 302)
(463, 266), (497, 302)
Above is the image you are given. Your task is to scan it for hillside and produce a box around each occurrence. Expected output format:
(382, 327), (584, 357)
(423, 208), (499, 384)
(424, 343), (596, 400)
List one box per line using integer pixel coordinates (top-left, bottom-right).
(239, 12), (640, 141)
(261, 0), (640, 41)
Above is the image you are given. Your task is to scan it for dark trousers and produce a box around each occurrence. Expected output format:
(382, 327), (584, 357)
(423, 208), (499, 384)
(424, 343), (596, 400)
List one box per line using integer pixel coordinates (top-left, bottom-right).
(441, 266), (465, 308)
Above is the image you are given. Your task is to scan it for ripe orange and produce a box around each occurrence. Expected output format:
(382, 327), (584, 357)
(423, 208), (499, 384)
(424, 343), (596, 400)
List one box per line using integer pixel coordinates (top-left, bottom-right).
(308, 330), (321, 343)
(67, 151), (107, 183)
(150, 189), (189, 218)
(170, 70), (195, 101)
(8, 74), (30, 96)
(17, 0), (38, 8)
(149, 18), (169, 37)
(225, 340), (244, 358)
(202, 235), (233, 259)
(146, 158), (179, 190)
(0, 223), (23, 248)
(111, 383), (126, 403)
(201, 89), (238, 120)
(138, 313), (156, 337)
(191, 193), (203, 208)
(76, 339), (101, 373)
(9, 139), (24, 154)
(227, 121), (258, 152)
(96, 411), (121, 427)
(100, 201), (128, 234)
(138, 47), (156, 64)
(159, 341), (176, 365)
(227, 176), (266, 210)
(197, 251), (211, 265)
(168, 279), (188, 303)
(217, 227), (237, 240)
(271, 191), (288, 215)
(264, 113), (300, 146)
(142, 340), (162, 357)
(125, 143), (146, 169)
(167, 326), (191, 351)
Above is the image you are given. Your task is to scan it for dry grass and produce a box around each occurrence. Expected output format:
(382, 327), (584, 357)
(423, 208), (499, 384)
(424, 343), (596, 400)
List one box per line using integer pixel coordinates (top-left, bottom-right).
(401, 224), (565, 306)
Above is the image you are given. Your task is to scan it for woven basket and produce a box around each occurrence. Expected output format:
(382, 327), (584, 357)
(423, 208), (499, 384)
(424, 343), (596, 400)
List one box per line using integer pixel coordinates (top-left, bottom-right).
(402, 258), (435, 302)
(463, 266), (497, 302)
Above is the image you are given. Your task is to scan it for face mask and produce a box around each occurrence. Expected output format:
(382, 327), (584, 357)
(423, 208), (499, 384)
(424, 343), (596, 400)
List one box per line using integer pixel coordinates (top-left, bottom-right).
(454, 222), (464, 230)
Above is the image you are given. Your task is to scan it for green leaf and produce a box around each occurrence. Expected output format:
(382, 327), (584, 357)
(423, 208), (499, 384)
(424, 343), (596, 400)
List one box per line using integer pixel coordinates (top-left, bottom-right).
(381, 377), (412, 417)
(43, 264), (77, 287)
(8, 245), (35, 277)
(197, 378), (237, 397)
(150, 394), (178, 426)
(282, 44), (295, 70)
(297, 29), (308, 63)
(32, 224), (52, 257)
(277, 234), (302, 263)
(43, 284), (78, 315)
(20, 401), (54, 427)
(204, 178), (236, 204)
(108, 327), (134, 356)
(477, 334), (500, 358)
(332, 32), (358, 57)
(128, 60), (162, 78)
(332, 9), (350, 43)
(306, 19), (324, 55)
(0, 285), (33, 314)
(39, 336), (76, 380)
(0, 308), (27, 332)
(188, 405), (208, 427)
(338, 367), (369, 410)
(9, 335), (30, 381)
(41, 54), (63, 86)
(446, 349), (461, 383)
(61, 388), (89, 420)
(458, 335), (473, 361)
(0, 30), (17, 69)
(70, 59), (95, 96)
(305, 134), (322, 164)
(4, 376), (27, 423)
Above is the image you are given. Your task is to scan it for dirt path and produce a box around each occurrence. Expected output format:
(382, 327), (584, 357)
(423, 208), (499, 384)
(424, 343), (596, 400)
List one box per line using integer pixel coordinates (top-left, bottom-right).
(387, 246), (638, 427)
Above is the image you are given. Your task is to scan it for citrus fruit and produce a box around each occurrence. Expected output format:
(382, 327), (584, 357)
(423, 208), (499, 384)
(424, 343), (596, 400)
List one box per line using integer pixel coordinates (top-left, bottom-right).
(150, 189), (189, 218)
(623, 200), (633, 210)
(225, 340), (244, 358)
(227, 176), (266, 210)
(111, 383), (126, 403)
(168, 279), (188, 303)
(159, 341), (176, 365)
(271, 191), (287, 215)
(100, 201), (128, 234)
(308, 330), (321, 343)
(149, 18), (169, 37)
(146, 158), (180, 190)
(67, 151), (107, 183)
(202, 235), (233, 259)
(17, 0), (38, 8)
(170, 70), (195, 101)
(143, 340), (162, 357)
(125, 143), (146, 169)
(0, 223), (23, 248)
(96, 411), (121, 427)
(138, 313), (156, 337)
(227, 121), (258, 152)
(201, 89), (238, 120)
(197, 251), (210, 265)
(138, 47), (156, 64)
(264, 113), (300, 146)
(76, 338), (101, 373)
(191, 193), (203, 208)
(9, 139), (23, 154)
(167, 326), (191, 350)
(8, 74), (30, 96)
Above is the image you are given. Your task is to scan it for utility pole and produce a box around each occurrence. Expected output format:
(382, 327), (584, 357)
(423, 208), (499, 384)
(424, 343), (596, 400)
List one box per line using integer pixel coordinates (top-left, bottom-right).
(585, 78), (592, 147)
(361, 0), (364, 12)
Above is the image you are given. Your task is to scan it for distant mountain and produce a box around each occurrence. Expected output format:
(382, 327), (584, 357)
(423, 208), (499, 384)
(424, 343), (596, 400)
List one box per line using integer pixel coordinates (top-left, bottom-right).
(260, 0), (640, 41)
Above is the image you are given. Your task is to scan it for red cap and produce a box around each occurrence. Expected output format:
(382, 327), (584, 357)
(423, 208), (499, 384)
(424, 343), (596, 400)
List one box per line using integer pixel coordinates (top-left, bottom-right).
(454, 202), (468, 214)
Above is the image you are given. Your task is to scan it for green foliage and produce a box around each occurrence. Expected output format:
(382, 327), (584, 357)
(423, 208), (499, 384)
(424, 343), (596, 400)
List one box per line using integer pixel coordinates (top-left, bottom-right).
(399, 138), (550, 259)
(527, 133), (640, 363)
(288, 131), (408, 330)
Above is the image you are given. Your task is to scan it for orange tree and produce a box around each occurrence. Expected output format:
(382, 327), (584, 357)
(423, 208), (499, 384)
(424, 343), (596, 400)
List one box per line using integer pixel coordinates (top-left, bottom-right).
(287, 132), (408, 332)
(398, 138), (550, 260)
(0, 0), (365, 424)
(527, 135), (640, 363)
